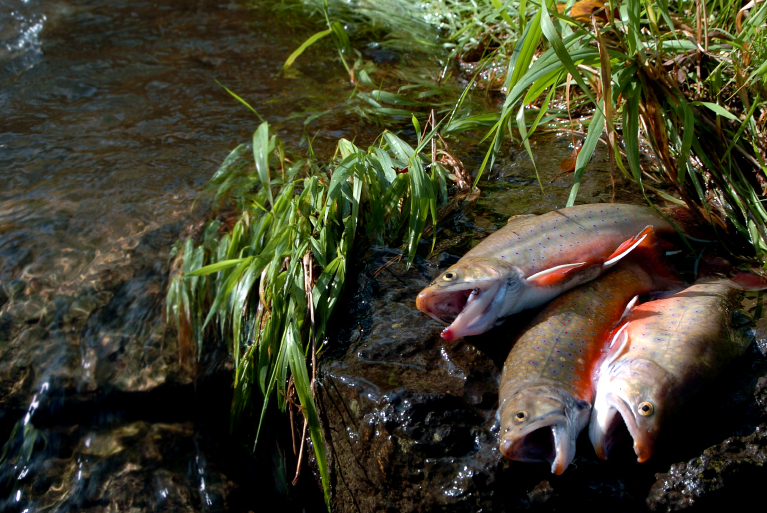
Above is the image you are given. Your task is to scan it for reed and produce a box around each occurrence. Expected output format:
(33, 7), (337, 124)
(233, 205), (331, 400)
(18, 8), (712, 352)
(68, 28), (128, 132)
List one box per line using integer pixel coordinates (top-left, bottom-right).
(165, 118), (455, 506)
(468, 0), (767, 258)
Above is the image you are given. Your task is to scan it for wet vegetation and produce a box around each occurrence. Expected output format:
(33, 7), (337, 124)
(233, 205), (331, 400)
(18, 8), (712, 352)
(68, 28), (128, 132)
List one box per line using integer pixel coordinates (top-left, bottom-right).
(167, 0), (767, 505)
(165, 117), (467, 504)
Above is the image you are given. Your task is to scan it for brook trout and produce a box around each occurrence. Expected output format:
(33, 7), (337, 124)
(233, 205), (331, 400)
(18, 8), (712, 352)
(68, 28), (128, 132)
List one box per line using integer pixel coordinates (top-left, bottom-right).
(589, 280), (752, 463)
(498, 234), (679, 474)
(416, 203), (675, 341)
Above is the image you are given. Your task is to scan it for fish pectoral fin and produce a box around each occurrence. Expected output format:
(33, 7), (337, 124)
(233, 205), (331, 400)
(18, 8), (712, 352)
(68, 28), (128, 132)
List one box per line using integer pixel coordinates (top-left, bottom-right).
(526, 262), (586, 287)
(600, 322), (630, 371)
(603, 225), (657, 267)
(618, 295), (639, 322)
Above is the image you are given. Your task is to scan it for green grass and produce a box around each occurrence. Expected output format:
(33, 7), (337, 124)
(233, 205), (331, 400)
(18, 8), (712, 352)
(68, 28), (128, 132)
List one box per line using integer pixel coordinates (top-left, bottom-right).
(468, 0), (767, 258)
(165, 120), (453, 507)
(276, 0), (767, 259)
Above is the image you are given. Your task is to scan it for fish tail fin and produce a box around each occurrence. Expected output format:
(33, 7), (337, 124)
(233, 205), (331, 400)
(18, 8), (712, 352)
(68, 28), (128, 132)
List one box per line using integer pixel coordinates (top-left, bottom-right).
(658, 204), (716, 242)
(695, 255), (767, 290)
(730, 271), (767, 291)
(616, 226), (683, 290)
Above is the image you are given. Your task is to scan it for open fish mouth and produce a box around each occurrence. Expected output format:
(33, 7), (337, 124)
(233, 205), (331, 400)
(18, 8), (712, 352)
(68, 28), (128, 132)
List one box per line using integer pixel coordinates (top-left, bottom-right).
(416, 287), (476, 324)
(502, 426), (556, 464)
(417, 280), (506, 341)
(591, 394), (653, 463)
(592, 405), (630, 460)
(500, 417), (573, 475)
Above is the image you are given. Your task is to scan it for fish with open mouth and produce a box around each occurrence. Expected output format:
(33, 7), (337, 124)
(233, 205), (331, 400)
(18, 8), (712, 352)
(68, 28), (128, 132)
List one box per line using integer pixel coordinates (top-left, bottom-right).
(589, 279), (754, 463)
(416, 203), (675, 341)
(498, 232), (679, 474)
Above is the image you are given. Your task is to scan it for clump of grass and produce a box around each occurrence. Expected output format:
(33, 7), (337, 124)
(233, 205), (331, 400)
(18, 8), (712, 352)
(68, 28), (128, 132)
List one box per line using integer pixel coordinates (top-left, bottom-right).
(165, 119), (461, 506)
(463, 0), (767, 259)
(279, 0), (767, 259)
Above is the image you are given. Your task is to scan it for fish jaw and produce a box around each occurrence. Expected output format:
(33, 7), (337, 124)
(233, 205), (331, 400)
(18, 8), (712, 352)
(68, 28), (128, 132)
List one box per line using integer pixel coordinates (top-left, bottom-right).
(589, 392), (654, 462)
(499, 386), (590, 475)
(590, 359), (667, 463)
(415, 259), (521, 341)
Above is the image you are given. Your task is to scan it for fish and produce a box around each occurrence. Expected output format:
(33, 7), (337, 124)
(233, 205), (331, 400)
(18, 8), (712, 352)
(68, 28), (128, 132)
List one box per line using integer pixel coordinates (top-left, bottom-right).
(589, 279), (753, 463)
(498, 232), (679, 474)
(416, 203), (675, 341)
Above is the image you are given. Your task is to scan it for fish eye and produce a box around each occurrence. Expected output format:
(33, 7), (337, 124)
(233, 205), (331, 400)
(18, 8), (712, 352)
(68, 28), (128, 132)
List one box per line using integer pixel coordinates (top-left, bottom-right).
(514, 410), (528, 422)
(638, 402), (654, 416)
(443, 272), (456, 281)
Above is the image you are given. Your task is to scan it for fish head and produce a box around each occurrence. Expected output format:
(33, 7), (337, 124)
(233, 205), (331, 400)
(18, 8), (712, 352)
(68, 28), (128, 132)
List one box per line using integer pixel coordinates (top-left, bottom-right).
(415, 258), (523, 341)
(590, 358), (671, 463)
(499, 385), (591, 475)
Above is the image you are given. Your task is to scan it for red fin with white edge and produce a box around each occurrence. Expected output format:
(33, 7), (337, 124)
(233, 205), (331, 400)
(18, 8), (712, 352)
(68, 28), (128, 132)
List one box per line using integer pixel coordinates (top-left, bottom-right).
(603, 226), (656, 267)
(526, 262), (586, 287)
(619, 296), (639, 322)
(597, 322), (631, 376)
(610, 225), (682, 290)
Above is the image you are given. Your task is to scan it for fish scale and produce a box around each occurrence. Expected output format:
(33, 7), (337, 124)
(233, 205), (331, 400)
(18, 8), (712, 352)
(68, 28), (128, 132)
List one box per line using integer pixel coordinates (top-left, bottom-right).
(416, 203), (676, 341)
(498, 256), (678, 474)
(501, 265), (657, 409)
(464, 204), (667, 275)
(590, 280), (751, 463)
(610, 281), (746, 394)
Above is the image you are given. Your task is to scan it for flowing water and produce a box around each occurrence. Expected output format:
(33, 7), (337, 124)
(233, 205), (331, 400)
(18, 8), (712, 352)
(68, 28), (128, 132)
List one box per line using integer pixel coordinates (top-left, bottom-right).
(0, 1), (383, 510)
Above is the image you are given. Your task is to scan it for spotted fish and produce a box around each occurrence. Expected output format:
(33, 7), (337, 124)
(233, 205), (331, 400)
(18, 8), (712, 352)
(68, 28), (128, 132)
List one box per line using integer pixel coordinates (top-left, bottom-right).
(416, 203), (675, 341)
(589, 279), (752, 463)
(498, 236), (679, 474)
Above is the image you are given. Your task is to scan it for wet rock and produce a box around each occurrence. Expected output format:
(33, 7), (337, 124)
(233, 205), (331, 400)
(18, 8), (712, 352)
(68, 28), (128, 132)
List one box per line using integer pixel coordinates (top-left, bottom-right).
(647, 425), (767, 511)
(756, 376), (767, 413)
(317, 249), (521, 513)
(528, 480), (556, 505)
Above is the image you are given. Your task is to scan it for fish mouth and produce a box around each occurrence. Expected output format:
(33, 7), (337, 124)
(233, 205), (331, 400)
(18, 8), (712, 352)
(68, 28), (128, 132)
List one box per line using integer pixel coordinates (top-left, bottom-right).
(500, 414), (574, 475)
(415, 288), (474, 324)
(590, 393), (653, 463)
(416, 279), (507, 341)
(440, 281), (506, 341)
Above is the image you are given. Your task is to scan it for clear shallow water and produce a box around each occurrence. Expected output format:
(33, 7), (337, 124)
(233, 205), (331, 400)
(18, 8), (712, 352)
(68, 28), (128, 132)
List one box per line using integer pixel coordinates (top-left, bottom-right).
(0, 0), (377, 510)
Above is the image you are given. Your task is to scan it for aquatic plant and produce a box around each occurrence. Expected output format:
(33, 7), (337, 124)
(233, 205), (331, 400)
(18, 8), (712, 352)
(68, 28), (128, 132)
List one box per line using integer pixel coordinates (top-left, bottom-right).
(165, 119), (457, 506)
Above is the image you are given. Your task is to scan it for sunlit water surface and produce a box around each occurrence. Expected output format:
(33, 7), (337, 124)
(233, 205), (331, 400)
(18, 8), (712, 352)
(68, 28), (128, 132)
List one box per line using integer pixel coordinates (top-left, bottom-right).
(0, 0), (377, 510)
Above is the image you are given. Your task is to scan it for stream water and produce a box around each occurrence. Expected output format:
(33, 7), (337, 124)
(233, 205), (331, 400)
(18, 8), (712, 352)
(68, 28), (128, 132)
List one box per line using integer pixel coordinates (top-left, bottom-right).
(0, 1), (385, 510)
